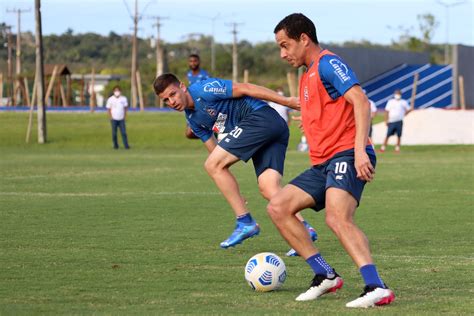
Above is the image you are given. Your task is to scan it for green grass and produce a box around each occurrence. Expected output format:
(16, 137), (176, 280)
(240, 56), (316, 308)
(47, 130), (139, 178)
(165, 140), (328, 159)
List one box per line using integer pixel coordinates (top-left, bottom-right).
(0, 112), (473, 315)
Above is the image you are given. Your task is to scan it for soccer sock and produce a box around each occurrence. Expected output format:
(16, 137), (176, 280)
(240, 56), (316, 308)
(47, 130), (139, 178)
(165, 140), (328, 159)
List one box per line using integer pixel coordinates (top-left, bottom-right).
(306, 253), (335, 277)
(236, 213), (253, 224)
(360, 264), (385, 288)
(302, 220), (311, 229)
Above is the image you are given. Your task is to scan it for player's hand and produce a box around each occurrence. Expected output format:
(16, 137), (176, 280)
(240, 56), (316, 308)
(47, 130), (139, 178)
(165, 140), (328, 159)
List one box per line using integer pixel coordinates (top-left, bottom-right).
(286, 97), (300, 110)
(355, 151), (375, 182)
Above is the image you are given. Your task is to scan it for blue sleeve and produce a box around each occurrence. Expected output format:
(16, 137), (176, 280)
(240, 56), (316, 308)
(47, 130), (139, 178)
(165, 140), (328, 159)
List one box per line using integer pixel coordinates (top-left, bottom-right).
(319, 55), (359, 95)
(187, 118), (213, 142)
(193, 78), (233, 103)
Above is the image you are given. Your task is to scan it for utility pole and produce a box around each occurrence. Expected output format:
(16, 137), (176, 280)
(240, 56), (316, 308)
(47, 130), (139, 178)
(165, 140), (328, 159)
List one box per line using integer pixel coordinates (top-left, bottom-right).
(437, 0), (465, 64)
(149, 16), (168, 77)
(226, 22), (243, 82)
(130, 0), (139, 109)
(34, 0), (46, 143)
(4, 25), (13, 105)
(149, 15), (168, 107)
(7, 7), (31, 104)
(209, 14), (220, 73)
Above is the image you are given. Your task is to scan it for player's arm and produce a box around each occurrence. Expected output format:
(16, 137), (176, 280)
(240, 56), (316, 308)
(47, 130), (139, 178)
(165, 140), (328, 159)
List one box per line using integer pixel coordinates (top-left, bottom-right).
(232, 82), (300, 110)
(344, 86), (375, 182)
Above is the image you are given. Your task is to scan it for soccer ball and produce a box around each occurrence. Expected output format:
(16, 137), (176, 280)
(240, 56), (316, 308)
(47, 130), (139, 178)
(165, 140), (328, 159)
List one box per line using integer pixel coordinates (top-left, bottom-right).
(244, 252), (287, 292)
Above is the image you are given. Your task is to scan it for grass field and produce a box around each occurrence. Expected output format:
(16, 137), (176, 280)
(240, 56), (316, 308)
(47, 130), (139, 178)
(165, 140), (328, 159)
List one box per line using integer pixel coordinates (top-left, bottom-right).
(0, 112), (473, 315)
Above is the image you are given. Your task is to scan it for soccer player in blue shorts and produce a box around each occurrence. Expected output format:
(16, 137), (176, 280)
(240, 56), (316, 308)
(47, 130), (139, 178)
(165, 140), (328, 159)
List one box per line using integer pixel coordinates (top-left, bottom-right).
(153, 73), (318, 249)
(270, 13), (395, 308)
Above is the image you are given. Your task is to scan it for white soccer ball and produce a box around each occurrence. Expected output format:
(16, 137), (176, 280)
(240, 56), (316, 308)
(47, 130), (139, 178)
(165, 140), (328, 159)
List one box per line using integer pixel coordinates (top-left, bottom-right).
(244, 252), (287, 292)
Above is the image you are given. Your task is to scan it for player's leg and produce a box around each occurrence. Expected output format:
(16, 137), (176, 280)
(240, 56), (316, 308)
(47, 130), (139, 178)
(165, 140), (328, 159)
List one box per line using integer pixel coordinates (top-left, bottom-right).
(204, 146), (259, 248)
(324, 154), (394, 308)
(119, 120), (130, 149)
(381, 123), (394, 152)
(267, 171), (343, 301)
(325, 188), (394, 308)
(252, 128), (319, 256)
(111, 120), (119, 149)
(395, 121), (402, 152)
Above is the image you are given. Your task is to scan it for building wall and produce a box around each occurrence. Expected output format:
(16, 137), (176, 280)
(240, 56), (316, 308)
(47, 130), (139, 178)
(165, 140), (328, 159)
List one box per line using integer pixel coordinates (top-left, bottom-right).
(325, 46), (430, 83)
(454, 45), (474, 108)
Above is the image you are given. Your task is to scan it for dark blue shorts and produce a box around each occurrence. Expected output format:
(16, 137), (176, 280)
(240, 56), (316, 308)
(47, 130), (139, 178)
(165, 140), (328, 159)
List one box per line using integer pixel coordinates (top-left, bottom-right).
(218, 106), (289, 177)
(289, 148), (377, 211)
(387, 120), (403, 137)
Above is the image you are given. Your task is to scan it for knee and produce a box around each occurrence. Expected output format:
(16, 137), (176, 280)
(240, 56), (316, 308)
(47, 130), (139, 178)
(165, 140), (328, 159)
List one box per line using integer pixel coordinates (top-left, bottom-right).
(258, 183), (277, 201)
(267, 197), (289, 222)
(325, 207), (353, 233)
(204, 156), (224, 176)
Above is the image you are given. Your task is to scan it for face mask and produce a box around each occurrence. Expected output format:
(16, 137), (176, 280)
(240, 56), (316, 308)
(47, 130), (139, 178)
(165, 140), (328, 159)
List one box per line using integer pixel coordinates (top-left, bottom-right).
(114, 91), (121, 97)
(394, 94), (401, 100)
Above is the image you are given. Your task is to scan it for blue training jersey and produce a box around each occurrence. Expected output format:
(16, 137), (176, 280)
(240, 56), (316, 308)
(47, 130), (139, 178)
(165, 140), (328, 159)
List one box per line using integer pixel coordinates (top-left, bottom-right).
(187, 69), (210, 85)
(185, 78), (268, 142)
(318, 53), (359, 100)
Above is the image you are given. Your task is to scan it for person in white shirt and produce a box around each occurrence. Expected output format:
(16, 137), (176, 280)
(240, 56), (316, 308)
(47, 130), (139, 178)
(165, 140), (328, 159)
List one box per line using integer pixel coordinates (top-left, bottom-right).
(380, 89), (412, 152)
(268, 88), (292, 125)
(369, 98), (377, 138)
(106, 86), (130, 149)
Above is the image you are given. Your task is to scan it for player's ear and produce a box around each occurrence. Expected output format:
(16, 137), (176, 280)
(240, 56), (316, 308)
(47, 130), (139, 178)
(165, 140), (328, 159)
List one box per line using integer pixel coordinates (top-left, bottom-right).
(179, 82), (187, 92)
(300, 33), (310, 46)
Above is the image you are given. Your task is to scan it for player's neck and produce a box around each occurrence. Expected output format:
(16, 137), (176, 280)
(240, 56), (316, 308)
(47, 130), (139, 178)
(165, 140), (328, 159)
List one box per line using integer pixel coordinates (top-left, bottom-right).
(304, 44), (322, 68)
(192, 68), (200, 75)
(186, 93), (195, 110)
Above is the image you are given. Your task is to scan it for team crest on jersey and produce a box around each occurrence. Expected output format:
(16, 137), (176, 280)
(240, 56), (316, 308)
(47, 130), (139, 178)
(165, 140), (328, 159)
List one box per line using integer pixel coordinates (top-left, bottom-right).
(205, 107), (217, 117)
(212, 113), (227, 133)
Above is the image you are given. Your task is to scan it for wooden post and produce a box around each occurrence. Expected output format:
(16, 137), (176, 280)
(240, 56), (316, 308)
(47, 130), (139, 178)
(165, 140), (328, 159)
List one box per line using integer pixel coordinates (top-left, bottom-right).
(66, 74), (72, 105)
(287, 72), (297, 97)
(45, 65), (58, 106)
(136, 70), (145, 112)
(0, 73), (3, 105)
(90, 68), (96, 112)
(26, 84), (36, 143)
(243, 69), (249, 84)
(458, 76), (466, 110)
(30, 74), (38, 106)
(23, 77), (30, 107)
(410, 73), (419, 110)
(59, 81), (67, 107)
(80, 76), (85, 105)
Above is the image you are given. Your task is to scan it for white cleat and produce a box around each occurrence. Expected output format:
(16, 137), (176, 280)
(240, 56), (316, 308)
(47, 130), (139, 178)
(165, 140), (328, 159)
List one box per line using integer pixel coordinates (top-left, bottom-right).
(296, 273), (344, 301)
(346, 286), (395, 308)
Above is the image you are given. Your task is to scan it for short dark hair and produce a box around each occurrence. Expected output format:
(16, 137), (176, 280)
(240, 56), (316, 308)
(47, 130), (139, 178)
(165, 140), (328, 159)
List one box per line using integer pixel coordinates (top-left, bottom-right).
(274, 13), (318, 44)
(112, 85), (121, 91)
(153, 73), (180, 95)
(188, 54), (200, 60)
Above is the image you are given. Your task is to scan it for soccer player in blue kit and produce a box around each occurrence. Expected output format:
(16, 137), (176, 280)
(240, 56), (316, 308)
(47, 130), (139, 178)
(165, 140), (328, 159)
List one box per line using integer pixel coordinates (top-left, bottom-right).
(153, 73), (318, 250)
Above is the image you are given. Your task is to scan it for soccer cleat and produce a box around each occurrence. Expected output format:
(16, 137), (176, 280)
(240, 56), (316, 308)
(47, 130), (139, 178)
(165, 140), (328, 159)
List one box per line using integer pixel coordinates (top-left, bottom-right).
(220, 222), (260, 249)
(394, 146), (400, 153)
(345, 285), (395, 308)
(286, 226), (318, 257)
(295, 272), (344, 301)
(379, 145), (386, 153)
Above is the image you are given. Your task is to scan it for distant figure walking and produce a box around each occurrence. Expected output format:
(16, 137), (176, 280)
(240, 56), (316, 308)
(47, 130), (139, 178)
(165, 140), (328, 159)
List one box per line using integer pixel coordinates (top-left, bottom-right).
(106, 86), (130, 150)
(380, 89), (412, 152)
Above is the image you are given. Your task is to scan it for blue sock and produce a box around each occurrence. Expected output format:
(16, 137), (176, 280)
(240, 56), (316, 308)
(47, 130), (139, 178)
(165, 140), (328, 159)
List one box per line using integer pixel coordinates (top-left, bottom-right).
(306, 253), (334, 276)
(302, 220), (311, 229)
(360, 264), (385, 288)
(237, 213), (253, 225)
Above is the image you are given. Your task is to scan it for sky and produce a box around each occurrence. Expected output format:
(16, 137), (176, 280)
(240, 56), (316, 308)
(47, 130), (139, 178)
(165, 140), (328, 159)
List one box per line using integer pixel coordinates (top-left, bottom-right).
(1, 0), (473, 46)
